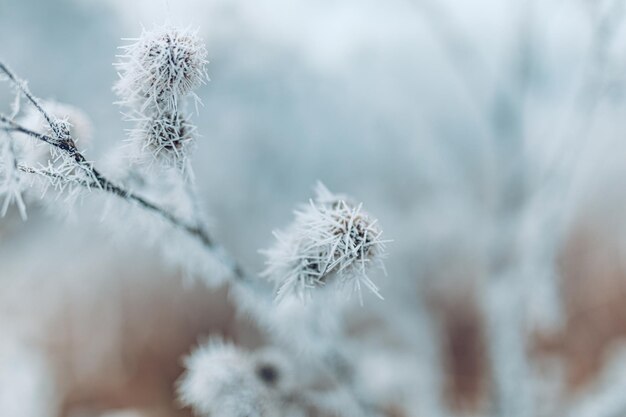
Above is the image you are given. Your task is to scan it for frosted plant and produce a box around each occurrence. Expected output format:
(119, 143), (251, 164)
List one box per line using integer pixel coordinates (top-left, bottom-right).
(3, 3), (626, 417)
(0, 24), (387, 417)
(177, 338), (279, 417)
(0, 133), (27, 219)
(14, 100), (92, 167)
(10, 101), (94, 208)
(262, 182), (387, 302)
(114, 25), (208, 169)
(178, 338), (368, 417)
(0, 92), (28, 219)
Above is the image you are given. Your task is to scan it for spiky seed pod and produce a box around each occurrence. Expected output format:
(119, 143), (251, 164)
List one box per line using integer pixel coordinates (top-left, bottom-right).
(130, 111), (195, 165)
(262, 182), (387, 302)
(114, 26), (208, 112)
(177, 338), (277, 417)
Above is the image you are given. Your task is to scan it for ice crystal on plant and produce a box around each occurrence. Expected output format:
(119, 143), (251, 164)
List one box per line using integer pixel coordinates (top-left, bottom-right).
(262, 182), (387, 303)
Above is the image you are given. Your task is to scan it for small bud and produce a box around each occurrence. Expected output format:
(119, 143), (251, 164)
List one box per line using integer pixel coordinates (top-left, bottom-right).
(114, 26), (208, 112)
(177, 338), (276, 417)
(262, 182), (387, 302)
(16, 101), (92, 166)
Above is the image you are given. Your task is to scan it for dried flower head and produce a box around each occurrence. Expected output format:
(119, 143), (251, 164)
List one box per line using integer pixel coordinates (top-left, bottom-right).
(177, 338), (277, 417)
(262, 182), (387, 302)
(129, 111), (195, 166)
(114, 25), (208, 112)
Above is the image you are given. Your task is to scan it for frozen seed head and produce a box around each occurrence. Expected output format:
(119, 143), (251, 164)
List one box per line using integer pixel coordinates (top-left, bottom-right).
(115, 25), (208, 112)
(178, 338), (277, 417)
(130, 111), (195, 166)
(262, 182), (387, 303)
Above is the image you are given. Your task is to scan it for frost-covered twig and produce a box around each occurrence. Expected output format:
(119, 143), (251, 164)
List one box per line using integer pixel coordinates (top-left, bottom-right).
(1, 102), (254, 292)
(0, 55), (251, 282)
(0, 115), (199, 237)
(0, 62), (66, 140)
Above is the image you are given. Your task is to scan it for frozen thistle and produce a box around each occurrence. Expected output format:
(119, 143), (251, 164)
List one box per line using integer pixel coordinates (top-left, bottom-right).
(262, 182), (388, 303)
(115, 26), (208, 168)
(129, 111), (195, 164)
(0, 99), (83, 218)
(177, 338), (277, 417)
(114, 26), (208, 112)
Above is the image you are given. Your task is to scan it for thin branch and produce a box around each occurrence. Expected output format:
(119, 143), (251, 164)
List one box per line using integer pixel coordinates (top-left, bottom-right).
(0, 62), (67, 140)
(18, 163), (85, 182)
(1, 115), (252, 284)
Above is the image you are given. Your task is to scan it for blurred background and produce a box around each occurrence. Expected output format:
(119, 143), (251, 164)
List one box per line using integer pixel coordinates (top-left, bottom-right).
(3, 0), (626, 416)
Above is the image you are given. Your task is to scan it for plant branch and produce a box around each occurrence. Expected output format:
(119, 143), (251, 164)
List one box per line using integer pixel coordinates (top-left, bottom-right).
(0, 62), (68, 139)
(0, 114), (251, 284)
